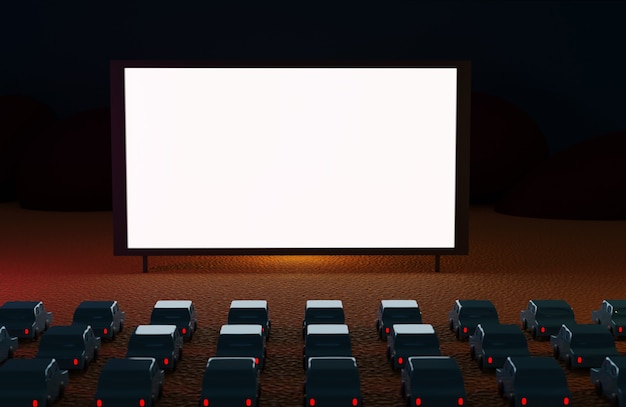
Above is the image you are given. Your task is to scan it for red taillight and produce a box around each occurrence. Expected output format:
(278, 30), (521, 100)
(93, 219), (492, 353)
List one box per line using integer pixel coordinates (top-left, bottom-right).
(577, 356), (582, 364)
(164, 357), (169, 365)
(246, 399), (252, 406)
(540, 326), (546, 333)
(397, 357), (404, 365)
(564, 396), (570, 405)
(458, 397), (464, 406)
(25, 328), (30, 335)
(352, 398), (358, 406)
(182, 327), (187, 335)
(202, 399), (209, 406)
(309, 398), (316, 406)
(103, 328), (108, 335)
(32, 401), (38, 407)
(96, 400), (103, 407)
(255, 357), (259, 365)
(462, 327), (468, 334)
(415, 398), (422, 406)
(73, 358), (79, 366)
(521, 397), (527, 405)
(487, 356), (493, 364)
(385, 327), (390, 334)
(139, 399), (145, 407)
(262, 327), (265, 333)
(619, 327), (623, 333)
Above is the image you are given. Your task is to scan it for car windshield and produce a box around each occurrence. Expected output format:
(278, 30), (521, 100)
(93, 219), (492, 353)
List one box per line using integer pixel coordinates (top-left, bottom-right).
(228, 309), (267, 324)
(150, 309), (189, 324)
(40, 335), (84, 348)
(0, 309), (33, 320)
(571, 333), (615, 348)
(395, 335), (439, 350)
(460, 308), (497, 319)
(129, 335), (171, 349)
(536, 308), (573, 319)
(99, 371), (150, 390)
(218, 335), (262, 353)
(515, 369), (566, 386)
(410, 370), (462, 388)
(383, 308), (421, 321)
(0, 372), (45, 390)
(74, 309), (112, 321)
(202, 370), (257, 392)
(305, 309), (345, 324)
(307, 369), (359, 394)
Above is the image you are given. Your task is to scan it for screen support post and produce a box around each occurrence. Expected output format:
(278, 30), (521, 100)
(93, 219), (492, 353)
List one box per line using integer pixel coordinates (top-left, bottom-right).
(143, 256), (149, 273)
(435, 255), (441, 273)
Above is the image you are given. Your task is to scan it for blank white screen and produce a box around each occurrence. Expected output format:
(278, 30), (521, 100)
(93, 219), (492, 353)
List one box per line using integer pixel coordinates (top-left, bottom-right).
(124, 67), (458, 249)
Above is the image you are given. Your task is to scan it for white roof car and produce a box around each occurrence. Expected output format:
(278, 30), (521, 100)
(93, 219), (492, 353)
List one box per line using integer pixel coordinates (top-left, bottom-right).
(134, 325), (178, 335)
(307, 324), (350, 335)
(230, 300), (267, 309)
(220, 325), (263, 335)
(381, 300), (419, 309)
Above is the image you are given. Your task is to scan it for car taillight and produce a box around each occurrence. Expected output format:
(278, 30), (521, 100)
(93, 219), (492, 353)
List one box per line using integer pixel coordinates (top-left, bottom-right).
(182, 327), (187, 335)
(246, 399), (252, 406)
(397, 357), (404, 365)
(262, 327), (265, 333)
(487, 356), (493, 364)
(32, 401), (38, 407)
(309, 398), (316, 406)
(25, 328), (30, 335)
(164, 357), (169, 366)
(103, 328), (108, 335)
(96, 400), (103, 407)
(255, 357), (259, 365)
(540, 326), (546, 333)
(202, 399), (209, 406)
(385, 327), (390, 334)
(577, 356), (583, 364)
(521, 397), (527, 405)
(415, 398), (422, 406)
(139, 399), (145, 407)
(352, 398), (358, 406)
(73, 358), (79, 366)
(458, 397), (464, 405)
(462, 327), (468, 334)
(563, 396), (570, 405)
(619, 326), (624, 333)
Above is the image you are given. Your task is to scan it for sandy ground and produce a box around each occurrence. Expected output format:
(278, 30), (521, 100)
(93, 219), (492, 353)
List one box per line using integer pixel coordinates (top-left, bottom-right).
(1, 202), (626, 406)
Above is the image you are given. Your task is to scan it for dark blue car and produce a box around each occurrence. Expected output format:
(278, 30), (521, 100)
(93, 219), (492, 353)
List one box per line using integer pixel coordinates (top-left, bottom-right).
(36, 324), (101, 371)
(375, 300), (422, 340)
(94, 357), (164, 407)
(72, 300), (125, 340)
(0, 325), (18, 364)
(448, 299), (499, 340)
(304, 357), (361, 407)
(400, 356), (466, 407)
(0, 358), (68, 406)
(551, 323), (619, 369)
(0, 301), (53, 339)
(520, 299), (576, 340)
(199, 357), (260, 407)
(469, 323), (530, 370)
(591, 355), (626, 407)
(592, 300), (626, 339)
(387, 324), (440, 369)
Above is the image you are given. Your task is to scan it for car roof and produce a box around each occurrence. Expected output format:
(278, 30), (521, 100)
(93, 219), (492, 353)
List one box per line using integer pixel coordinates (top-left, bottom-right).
(76, 301), (117, 308)
(103, 358), (155, 371)
(407, 356), (460, 370)
(206, 357), (256, 370)
(505, 356), (562, 371)
(154, 300), (192, 308)
(381, 300), (418, 309)
(134, 325), (178, 335)
(307, 356), (357, 370)
(307, 324), (350, 335)
(0, 358), (57, 372)
(456, 299), (495, 309)
(230, 300), (267, 309)
(529, 299), (572, 309)
(45, 325), (91, 336)
(477, 323), (523, 335)
(220, 324), (263, 335)
(1, 301), (43, 309)
(392, 324), (435, 335)
(306, 300), (343, 309)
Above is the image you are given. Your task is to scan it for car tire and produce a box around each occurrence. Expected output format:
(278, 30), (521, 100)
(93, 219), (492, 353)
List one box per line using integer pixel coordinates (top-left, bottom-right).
(594, 380), (603, 397)
(531, 327), (538, 340)
(553, 346), (560, 359)
(522, 319), (527, 330)
(497, 381), (504, 397)
(8, 349), (14, 359)
(455, 327), (461, 340)
(610, 393), (619, 407)
(179, 348), (183, 361)
(478, 356), (485, 371)
(566, 356), (573, 370)
(386, 347), (391, 359)
(470, 346), (475, 360)
(119, 322), (124, 332)
(508, 395), (516, 407)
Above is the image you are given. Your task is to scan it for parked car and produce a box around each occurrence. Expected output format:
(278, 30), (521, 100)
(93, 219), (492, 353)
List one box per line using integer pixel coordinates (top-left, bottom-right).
(72, 300), (125, 340)
(520, 299), (576, 340)
(199, 357), (260, 407)
(126, 325), (183, 371)
(150, 300), (198, 341)
(216, 325), (266, 370)
(551, 323), (619, 369)
(0, 301), (53, 339)
(0, 325), (18, 364)
(400, 356), (466, 407)
(591, 355), (626, 406)
(448, 299), (499, 340)
(496, 356), (572, 407)
(375, 299), (422, 340)
(94, 357), (164, 407)
(36, 324), (101, 371)
(387, 324), (440, 369)
(593, 299), (626, 339)
(0, 358), (68, 406)
(304, 356), (361, 406)
(302, 300), (345, 338)
(227, 300), (271, 341)
(304, 324), (352, 369)
(469, 323), (530, 370)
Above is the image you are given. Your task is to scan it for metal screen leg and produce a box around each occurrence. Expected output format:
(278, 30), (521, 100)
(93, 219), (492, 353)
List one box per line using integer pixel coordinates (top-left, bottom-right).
(435, 255), (441, 272)
(142, 256), (149, 273)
